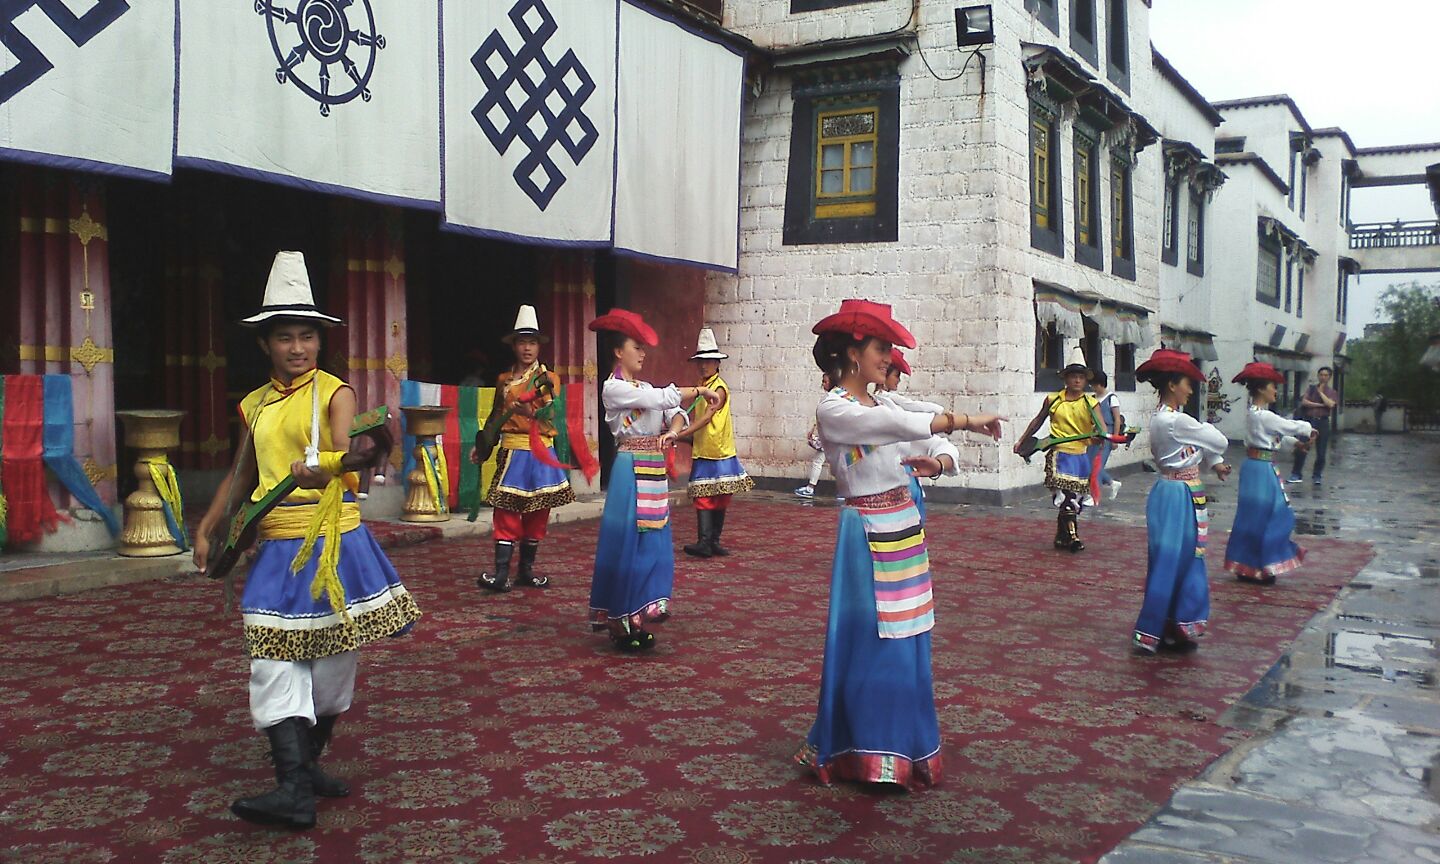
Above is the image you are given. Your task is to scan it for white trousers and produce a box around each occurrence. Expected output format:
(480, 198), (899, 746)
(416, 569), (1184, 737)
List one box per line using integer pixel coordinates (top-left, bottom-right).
(807, 451), (827, 486)
(249, 651), (358, 730)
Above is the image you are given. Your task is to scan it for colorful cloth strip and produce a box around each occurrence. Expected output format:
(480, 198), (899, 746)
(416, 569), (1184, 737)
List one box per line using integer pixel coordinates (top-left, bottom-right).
(853, 489), (934, 639)
(1, 375), (60, 544)
(1246, 447), (1274, 462)
(829, 387), (876, 466)
(613, 369), (645, 432)
(142, 455), (188, 550)
(631, 450), (669, 532)
(1187, 478), (1209, 559)
(42, 375), (120, 535)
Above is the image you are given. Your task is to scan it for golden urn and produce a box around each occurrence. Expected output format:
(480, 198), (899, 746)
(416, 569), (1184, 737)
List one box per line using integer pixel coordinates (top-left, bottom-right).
(115, 410), (187, 557)
(400, 405), (453, 523)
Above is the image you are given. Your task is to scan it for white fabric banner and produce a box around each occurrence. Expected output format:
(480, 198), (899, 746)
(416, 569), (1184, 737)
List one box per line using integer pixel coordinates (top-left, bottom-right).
(442, 0), (617, 244)
(0, 0), (175, 177)
(613, 2), (742, 272)
(175, 0), (440, 207)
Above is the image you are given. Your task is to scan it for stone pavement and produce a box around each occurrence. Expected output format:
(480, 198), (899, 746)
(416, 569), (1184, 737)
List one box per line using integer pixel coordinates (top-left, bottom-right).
(1056, 432), (1440, 864)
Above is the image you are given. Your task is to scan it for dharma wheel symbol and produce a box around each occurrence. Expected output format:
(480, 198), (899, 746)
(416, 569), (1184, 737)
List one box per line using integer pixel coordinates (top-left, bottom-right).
(255, 0), (385, 117)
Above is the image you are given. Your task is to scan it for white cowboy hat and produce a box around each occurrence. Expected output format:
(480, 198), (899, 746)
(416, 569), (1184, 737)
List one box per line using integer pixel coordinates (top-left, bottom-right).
(502, 304), (548, 344)
(689, 327), (728, 361)
(240, 251), (343, 327)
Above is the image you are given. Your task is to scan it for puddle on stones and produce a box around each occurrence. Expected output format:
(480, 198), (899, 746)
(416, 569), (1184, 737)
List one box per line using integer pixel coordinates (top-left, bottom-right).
(1294, 510), (1341, 536)
(1325, 628), (1437, 685)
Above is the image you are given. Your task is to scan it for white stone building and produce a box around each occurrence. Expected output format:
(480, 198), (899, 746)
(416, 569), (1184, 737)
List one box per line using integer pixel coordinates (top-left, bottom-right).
(1202, 96), (1351, 441)
(706, 1), (1437, 499)
(713, 0), (1169, 502)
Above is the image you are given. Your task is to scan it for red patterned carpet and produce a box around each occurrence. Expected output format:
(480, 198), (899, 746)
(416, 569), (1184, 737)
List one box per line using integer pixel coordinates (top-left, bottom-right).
(0, 501), (1371, 864)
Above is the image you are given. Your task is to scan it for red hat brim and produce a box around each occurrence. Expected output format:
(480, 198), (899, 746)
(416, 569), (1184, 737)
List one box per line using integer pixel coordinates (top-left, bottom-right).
(812, 301), (916, 349)
(1136, 349), (1205, 383)
(588, 309), (659, 347)
(889, 349), (912, 376)
(1231, 362), (1284, 385)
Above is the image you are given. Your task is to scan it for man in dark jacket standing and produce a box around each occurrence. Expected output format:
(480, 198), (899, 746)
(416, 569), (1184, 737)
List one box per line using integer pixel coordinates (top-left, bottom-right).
(1289, 366), (1339, 485)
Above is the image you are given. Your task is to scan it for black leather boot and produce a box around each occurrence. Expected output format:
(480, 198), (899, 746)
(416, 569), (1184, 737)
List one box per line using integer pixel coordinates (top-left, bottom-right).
(231, 717), (316, 829)
(1054, 513), (1069, 550)
(515, 540), (549, 588)
(1063, 512), (1085, 553)
(683, 510), (713, 558)
(709, 509), (731, 557)
(478, 540), (514, 592)
(309, 715), (350, 798)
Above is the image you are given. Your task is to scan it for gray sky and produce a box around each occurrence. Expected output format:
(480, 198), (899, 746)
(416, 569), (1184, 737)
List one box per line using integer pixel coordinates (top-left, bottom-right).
(1149, 0), (1440, 331)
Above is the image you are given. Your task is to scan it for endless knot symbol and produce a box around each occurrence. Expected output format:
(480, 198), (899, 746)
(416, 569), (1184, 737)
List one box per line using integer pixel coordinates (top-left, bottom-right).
(0, 0), (129, 105)
(472, 0), (599, 211)
(255, 0), (384, 117)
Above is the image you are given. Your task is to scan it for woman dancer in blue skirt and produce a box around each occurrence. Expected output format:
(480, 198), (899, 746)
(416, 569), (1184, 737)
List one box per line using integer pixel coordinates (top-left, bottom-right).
(1132, 349), (1230, 654)
(1224, 361), (1315, 584)
(795, 300), (1000, 790)
(586, 309), (718, 652)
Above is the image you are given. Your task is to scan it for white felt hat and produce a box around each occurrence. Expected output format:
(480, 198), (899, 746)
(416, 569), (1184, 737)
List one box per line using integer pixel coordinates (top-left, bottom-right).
(689, 328), (728, 361)
(502, 304), (548, 344)
(240, 251), (342, 327)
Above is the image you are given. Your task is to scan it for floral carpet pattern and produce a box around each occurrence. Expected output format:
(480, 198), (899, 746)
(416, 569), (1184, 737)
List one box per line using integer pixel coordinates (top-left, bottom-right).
(0, 502), (1371, 863)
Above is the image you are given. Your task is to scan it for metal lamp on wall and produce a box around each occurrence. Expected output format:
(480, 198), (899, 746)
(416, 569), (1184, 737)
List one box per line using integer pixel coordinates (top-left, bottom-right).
(955, 5), (995, 47)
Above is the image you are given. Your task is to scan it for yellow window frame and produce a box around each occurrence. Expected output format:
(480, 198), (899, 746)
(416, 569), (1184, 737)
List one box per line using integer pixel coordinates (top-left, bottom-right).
(1032, 119), (1051, 229)
(815, 106), (880, 219)
(1111, 163), (1127, 259)
(1076, 139), (1093, 246)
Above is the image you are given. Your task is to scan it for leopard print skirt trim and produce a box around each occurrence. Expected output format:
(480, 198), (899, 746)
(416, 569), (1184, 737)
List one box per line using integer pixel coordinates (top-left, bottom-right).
(244, 592), (422, 662)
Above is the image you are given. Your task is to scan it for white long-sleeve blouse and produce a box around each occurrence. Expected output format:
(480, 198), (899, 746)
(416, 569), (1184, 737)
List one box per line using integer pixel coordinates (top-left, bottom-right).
(602, 377), (684, 439)
(1245, 405), (1313, 451)
(816, 390), (960, 498)
(1149, 404), (1229, 472)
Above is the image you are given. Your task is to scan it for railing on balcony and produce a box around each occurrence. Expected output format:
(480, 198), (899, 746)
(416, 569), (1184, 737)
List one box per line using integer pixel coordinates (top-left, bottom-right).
(1349, 220), (1440, 250)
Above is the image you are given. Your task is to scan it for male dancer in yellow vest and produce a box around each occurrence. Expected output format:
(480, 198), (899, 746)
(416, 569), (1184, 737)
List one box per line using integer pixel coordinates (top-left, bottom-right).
(679, 328), (754, 557)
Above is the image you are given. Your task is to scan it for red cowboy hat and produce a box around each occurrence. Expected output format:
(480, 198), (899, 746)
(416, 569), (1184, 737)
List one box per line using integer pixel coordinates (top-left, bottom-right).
(588, 308), (658, 347)
(812, 299), (916, 349)
(889, 348), (912, 376)
(1136, 348), (1205, 383)
(1231, 361), (1284, 385)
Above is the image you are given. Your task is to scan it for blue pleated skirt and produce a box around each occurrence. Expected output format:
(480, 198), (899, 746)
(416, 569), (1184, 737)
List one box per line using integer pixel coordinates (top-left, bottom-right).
(797, 507), (941, 790)
(908, 475), (927, 523)
(1133, 477), (1210, 650)
(487, 446), (576, 513)
(687, 455), (755, 499)
(241, 516), (421, 662)
(588, 451), (673, 634)
(1224, 458), (1305, 581)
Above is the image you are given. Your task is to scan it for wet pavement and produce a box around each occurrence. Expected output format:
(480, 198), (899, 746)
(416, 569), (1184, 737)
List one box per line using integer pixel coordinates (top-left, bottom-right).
(1058, 432), (1440, 864)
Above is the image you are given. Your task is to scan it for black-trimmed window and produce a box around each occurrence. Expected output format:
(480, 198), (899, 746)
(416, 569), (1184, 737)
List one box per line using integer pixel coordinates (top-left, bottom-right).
(1297, 262), (1306, 317)
(783, 69), (899, 246)
(1337, 270), (1348, 323)
(1284, 254), (1294, 312)
(1105, 0), (1129, 92)
(1257, 231), (1281, 307)
(791, 0), (877, 11)
(1082, 318), (1104, 377)
(1025, 0), (1060, 35)
(1074, 129), (1102, 269)
(1161, 175), (1180, 266)
(1115, 344), (1137, 392)
(1070, 0), (1098, 67)
(1215, 137), (1245, 154)
(1034, 322), (1065, 391)
(1029, 100), (1063, 257)
(1186, 188), (1205, 276)
(1110, 155), (1134, 280)
(1287, 134), (1304, 211)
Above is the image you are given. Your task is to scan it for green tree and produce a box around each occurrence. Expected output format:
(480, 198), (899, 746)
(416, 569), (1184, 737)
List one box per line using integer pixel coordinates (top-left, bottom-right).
(1345, 281), (1440, 412)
